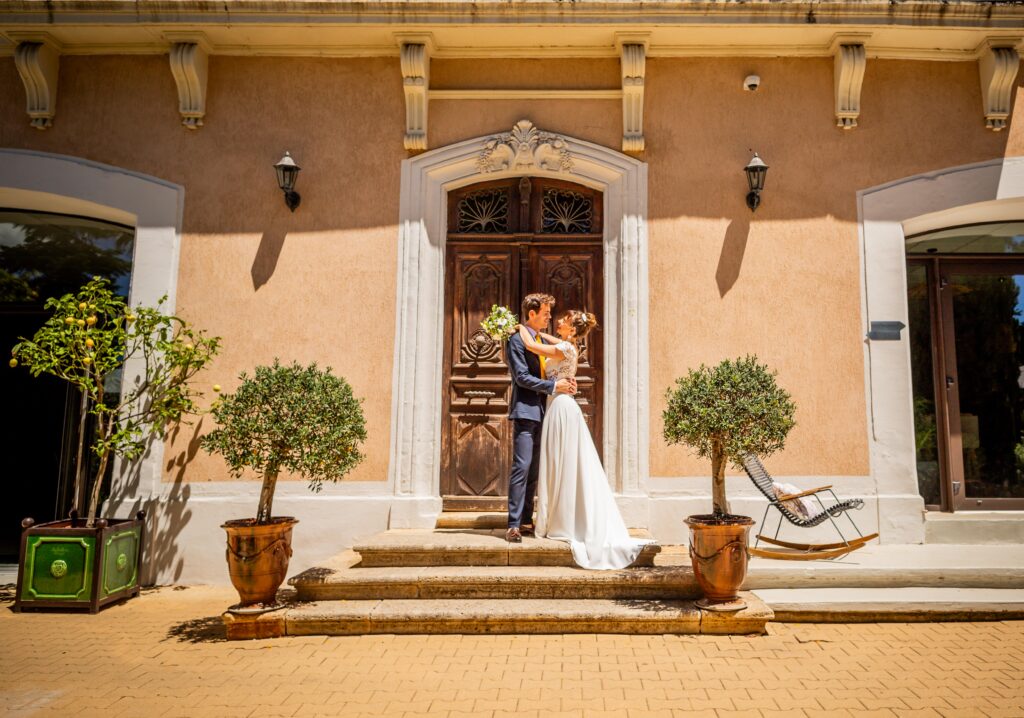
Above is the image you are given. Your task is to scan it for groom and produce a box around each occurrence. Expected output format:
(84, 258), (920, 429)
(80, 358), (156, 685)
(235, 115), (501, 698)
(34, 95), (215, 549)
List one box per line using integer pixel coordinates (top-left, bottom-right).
(505, 293), (576, 543)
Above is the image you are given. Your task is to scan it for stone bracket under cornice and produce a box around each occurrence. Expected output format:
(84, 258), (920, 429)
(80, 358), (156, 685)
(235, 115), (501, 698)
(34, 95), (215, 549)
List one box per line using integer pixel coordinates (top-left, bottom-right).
(398, 34), (432, 151)
(830, 33), (869, 130)
(617, 34), (647, 153)
(977, 38), (1022, 132)
(166, 36), (210, 129)
(10, 34), (61, 130)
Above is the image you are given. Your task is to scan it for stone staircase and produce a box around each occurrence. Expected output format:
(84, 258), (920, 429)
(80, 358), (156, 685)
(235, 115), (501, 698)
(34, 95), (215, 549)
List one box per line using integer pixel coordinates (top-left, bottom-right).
(222, 513), (772, 640)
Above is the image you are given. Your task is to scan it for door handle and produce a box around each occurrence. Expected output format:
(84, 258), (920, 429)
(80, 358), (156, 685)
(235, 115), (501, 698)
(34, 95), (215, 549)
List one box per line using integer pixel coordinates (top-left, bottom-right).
(465, 390), (496, 398)
(945, 376), (955, 389)
(952, 481), (961, 496)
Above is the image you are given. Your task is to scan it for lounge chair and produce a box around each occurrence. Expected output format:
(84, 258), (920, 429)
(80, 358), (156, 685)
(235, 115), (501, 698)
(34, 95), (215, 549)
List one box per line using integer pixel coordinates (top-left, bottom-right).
(741, 453), (879, 560)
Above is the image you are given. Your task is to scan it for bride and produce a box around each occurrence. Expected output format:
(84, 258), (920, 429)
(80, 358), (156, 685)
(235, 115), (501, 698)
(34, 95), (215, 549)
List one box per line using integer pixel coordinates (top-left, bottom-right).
(517, 311), (654, 570)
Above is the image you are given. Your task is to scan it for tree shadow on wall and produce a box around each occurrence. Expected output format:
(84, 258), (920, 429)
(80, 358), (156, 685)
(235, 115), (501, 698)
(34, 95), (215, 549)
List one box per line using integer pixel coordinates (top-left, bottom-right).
(251, 229), (287, 291)
(715, 215), (751, 298)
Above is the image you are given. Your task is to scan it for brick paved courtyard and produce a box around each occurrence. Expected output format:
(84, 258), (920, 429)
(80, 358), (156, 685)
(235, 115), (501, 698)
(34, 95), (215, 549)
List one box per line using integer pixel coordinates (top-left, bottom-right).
(2, 586), (1022, 717)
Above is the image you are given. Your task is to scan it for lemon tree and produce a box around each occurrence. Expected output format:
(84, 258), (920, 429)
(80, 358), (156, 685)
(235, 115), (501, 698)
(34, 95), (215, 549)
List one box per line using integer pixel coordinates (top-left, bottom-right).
(663, 356), (796, 516)
(200, 360), (367, 524)
(10, 277), (220, 525)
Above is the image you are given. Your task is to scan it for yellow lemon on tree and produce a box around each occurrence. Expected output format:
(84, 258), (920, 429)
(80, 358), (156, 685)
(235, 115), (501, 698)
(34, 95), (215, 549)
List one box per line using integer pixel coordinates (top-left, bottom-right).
(8, 358), (17, 368)
(85, 338), (95, 348)
(125, 314), (135, 323)
(76, 319), (85, 327)
(83, 357), (92, 365)
(78, 302), (87, 311)
(86, 316), (97, 326)
(213, 384), (221, 392)
(65, 317), (75, 325)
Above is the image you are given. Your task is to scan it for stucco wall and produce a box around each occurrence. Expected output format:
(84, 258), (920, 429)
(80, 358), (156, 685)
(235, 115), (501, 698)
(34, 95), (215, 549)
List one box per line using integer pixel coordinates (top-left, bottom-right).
(1, 53), (1020, 488)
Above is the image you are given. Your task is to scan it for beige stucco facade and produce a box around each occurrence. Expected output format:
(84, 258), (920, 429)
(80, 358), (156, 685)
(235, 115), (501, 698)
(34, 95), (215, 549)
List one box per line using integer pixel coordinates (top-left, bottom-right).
(2, 0), (1024, 582)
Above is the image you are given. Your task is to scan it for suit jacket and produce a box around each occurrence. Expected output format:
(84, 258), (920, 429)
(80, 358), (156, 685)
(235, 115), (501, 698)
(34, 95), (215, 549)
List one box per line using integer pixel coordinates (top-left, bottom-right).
(506, 332), (555, 422)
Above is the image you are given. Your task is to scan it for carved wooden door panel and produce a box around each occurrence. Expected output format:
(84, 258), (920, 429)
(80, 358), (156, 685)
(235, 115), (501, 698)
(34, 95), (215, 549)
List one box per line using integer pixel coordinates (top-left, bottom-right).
(442, 178), (603, 511)
(529, 246), (603, 454)
(441, 246), (518, 507)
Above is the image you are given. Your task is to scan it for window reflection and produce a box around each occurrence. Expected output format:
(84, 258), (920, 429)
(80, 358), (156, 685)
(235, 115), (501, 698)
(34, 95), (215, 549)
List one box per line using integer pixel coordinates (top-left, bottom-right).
(0, 211), (134, 303)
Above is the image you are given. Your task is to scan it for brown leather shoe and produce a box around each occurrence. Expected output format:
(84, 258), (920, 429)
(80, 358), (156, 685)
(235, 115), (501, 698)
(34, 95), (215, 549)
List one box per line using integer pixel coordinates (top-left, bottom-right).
(520, 524), (535, 537)
(505, 527), (522, 543)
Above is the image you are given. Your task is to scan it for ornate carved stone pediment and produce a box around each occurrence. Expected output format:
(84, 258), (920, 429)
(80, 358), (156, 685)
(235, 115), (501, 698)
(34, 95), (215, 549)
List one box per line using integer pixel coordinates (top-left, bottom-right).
(478, 120), (573, 174)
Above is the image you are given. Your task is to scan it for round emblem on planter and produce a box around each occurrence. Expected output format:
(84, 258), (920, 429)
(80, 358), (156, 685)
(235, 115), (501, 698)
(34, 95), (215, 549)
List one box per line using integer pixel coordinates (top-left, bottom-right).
(116, 553), (128, 571)
(50, 559), (68, 579)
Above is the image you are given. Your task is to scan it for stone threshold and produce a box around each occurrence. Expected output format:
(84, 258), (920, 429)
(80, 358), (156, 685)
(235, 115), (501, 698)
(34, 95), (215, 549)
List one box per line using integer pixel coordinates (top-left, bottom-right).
(756, 587), (1024, 622)
(223, 592), (772, 640)
(290, 564), (701, 601)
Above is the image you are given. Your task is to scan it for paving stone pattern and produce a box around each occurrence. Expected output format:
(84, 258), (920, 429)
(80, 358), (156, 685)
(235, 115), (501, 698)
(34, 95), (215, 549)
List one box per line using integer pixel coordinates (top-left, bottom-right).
(2, 586), (1023, 717)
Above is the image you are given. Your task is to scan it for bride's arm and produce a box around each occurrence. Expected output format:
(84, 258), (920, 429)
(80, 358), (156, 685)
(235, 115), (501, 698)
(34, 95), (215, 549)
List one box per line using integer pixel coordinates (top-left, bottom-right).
(536, 330), (560, 345)
(517, 326), (565, 359)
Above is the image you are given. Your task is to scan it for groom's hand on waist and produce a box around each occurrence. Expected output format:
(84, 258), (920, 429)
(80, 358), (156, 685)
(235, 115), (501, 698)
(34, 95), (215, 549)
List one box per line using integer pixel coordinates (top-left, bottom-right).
(555, 378), (577, 395)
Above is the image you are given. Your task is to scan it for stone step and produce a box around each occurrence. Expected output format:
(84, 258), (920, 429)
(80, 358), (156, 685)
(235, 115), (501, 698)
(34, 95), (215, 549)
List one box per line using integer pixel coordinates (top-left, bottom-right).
(754, 587), (1024, 622)
(435, 512), (507, 529)
(224, 593), (772, 639)
(289, 564), (699, 601)
(353, 529), (660, 568)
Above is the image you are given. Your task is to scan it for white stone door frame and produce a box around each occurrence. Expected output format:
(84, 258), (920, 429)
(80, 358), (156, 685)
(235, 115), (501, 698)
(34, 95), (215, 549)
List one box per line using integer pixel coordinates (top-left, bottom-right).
(387, 121), (649, 528)
(0, 148), (184, 507)
(859, 155), (1024, 542)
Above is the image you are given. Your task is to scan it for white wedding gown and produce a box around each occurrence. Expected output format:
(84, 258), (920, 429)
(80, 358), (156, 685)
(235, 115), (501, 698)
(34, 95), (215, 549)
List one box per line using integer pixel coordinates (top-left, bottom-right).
(536, 341), (654, 570)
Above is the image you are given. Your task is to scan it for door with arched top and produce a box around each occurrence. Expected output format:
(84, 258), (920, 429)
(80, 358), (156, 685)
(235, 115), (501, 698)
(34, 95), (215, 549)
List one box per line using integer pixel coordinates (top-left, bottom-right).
(441, 178), (604, 510)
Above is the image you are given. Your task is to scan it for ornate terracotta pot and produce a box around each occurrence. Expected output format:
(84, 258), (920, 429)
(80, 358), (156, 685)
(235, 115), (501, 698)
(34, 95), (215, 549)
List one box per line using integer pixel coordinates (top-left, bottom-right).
(685, 514), (754, 607)
(222, 517), (297, 606)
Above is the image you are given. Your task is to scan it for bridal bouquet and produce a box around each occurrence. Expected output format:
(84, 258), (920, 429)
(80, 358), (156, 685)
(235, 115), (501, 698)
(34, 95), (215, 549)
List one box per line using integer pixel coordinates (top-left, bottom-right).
(481, 304), (518, 342)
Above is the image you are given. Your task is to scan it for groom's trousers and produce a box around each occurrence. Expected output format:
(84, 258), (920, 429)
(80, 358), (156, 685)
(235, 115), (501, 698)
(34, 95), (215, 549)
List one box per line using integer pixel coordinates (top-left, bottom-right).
(508, 418), (542, 528)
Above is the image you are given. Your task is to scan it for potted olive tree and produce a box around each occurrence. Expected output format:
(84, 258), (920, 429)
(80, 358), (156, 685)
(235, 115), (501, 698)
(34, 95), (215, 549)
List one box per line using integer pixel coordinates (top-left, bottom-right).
(200, 360), (367, 608)
(10, 277), (219, 612)
(663, 355), (796, 610)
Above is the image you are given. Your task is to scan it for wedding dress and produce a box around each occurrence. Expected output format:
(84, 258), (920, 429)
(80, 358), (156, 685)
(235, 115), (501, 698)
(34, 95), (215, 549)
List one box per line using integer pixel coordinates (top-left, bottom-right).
(536, 340), (654, 570)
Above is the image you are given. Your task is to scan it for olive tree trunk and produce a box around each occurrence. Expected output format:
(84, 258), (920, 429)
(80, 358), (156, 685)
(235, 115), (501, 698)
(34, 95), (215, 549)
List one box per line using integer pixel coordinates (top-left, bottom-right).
(256, 465), (280, 524)
(711, 437), (730, 516)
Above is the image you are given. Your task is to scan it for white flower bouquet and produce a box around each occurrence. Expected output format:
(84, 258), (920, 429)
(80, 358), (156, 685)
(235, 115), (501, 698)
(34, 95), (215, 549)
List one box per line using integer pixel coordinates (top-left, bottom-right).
(481, 304), (518, 342)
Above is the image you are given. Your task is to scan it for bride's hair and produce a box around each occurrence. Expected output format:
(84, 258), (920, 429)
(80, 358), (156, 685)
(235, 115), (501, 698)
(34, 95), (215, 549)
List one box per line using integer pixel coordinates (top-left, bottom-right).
(563, 310), (599, 341)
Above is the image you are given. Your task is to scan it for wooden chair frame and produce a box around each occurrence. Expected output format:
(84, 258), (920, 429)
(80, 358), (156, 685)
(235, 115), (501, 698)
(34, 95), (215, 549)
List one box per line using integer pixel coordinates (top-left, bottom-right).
(742, 454), (879, 560)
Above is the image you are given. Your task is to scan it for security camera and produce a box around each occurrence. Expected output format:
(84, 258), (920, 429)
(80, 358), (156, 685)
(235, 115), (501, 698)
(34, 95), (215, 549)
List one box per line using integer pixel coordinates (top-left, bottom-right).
(744, 74), (761, 91)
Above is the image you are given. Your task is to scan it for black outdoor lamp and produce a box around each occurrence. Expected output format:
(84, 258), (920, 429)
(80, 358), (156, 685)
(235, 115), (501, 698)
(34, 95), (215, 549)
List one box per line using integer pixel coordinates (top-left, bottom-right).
(744, 152), (769, 212)
(274, 151), (301, 212)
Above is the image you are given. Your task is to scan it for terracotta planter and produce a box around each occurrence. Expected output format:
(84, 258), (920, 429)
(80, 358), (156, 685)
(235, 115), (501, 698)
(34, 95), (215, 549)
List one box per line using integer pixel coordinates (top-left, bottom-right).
(685, 514), (754, 610)
(222, 517), (297, 606)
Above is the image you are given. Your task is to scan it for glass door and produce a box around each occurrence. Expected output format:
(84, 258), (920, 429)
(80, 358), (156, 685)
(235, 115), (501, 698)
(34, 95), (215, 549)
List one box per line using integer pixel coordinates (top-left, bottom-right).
(941, 262), (1024, 509)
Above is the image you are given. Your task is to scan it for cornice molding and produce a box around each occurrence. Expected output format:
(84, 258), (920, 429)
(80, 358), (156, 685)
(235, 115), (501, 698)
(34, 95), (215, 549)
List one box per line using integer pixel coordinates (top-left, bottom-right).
(168, 41), (209, 129)
(2, 1), (1023, 26)
(430, 89), (622, 100)
(12, 37), (60, 129)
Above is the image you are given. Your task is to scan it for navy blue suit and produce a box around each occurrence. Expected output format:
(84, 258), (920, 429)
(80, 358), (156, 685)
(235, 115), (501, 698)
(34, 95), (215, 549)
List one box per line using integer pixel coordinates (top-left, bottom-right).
(506, 331), (555, 529)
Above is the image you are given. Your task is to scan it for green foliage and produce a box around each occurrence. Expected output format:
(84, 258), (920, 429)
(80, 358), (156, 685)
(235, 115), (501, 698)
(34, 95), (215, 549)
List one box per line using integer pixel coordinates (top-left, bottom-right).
(200, 360), (367, 520)
(11, 276), (220, 522)
(663, 356), (796, 465)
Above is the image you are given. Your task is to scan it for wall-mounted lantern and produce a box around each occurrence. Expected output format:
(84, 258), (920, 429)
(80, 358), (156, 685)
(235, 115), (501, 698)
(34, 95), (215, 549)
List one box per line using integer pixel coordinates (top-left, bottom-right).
(274, 151), (301, 212)
(744, 152), (769, 212)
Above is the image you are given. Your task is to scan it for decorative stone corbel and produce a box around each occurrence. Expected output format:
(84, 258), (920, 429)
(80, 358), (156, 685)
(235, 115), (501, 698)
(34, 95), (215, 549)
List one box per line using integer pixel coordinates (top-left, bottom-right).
(13, 39), (60, 130)
(168, 42), (209, 129)
(977, 40), (1021, 131)
(399, 37), (431, 151)
(618, 35), (648, 152)
(831, 37), (867, 129)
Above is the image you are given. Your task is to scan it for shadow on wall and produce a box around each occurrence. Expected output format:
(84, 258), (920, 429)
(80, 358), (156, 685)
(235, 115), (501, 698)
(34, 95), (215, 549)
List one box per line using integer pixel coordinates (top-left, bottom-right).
(251, 229), (287, 290)
(109, 420), (204, 585)
(716, 215), (751, 298)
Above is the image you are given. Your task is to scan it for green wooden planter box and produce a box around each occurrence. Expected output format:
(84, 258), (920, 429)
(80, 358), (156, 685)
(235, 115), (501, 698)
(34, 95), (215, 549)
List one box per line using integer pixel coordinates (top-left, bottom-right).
(13, 511), (146, 614)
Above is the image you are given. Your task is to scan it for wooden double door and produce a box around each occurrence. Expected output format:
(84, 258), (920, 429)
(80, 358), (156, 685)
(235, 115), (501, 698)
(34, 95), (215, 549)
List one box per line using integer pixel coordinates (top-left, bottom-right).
(441, 178), (604, 510)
